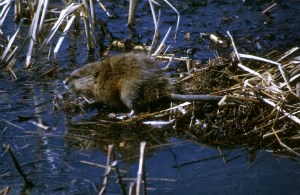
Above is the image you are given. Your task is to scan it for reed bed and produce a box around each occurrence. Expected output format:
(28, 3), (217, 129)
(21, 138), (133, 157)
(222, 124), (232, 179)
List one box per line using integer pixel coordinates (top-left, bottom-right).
(0, 0), (179, 72)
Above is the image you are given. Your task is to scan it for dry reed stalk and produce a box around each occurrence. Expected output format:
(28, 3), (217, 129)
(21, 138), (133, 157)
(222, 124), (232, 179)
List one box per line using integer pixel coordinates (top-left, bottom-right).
(0, 186), (10, 195)
(53, 15), (76, 63)
(82, 0), (96, 50)
(152, 27), (171, 56)
(262, 98), (300, 126)
(161, 0), (180, 39)
(80, 160), (126, 172)
(13, 0), (23, 21)
(148, 0), (161, 55)
(111, 150), (127, 195)
(129, 182), (135, 195)
(128, 0), (138, 27)
(262, 2), (277, 15)
(0, 0), (12, 26)
(25, 0), (48, 68)
(39, 2), (97, 63)
(271, 127), (300, 156)
(276, 47), (299, 62)
(99, 144), (114, 195)
(0, 18), (24, 71)
(136, 141), (147, 195)
(96, 0), (113, 17)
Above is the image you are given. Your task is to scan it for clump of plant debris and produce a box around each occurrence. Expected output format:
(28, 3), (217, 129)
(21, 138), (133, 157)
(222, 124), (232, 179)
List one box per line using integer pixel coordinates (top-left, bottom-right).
(175, 44), (300, 156)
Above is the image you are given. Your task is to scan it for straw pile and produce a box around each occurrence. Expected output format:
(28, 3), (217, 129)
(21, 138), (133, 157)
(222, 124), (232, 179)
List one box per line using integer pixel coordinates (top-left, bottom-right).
(175, 44), (300, 156)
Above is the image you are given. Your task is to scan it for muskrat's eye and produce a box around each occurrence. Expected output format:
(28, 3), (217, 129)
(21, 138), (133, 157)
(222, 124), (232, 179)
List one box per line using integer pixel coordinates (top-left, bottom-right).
(93, 72), (99, 78)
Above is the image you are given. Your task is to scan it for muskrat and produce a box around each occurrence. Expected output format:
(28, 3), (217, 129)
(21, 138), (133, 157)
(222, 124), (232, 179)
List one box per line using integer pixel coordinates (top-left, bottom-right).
(64, 53), (222, 114)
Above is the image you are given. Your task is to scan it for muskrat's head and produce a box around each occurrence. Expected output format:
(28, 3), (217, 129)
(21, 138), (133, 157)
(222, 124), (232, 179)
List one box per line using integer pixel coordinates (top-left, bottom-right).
(63, 62), (100, 102)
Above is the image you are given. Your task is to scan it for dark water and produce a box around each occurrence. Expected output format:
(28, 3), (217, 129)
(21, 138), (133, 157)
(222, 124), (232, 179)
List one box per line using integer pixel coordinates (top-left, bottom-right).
(1, 0), (300, 194)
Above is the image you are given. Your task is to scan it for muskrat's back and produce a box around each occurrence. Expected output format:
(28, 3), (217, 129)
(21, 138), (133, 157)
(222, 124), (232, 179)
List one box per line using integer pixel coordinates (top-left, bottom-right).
(64, 53), (171, 113)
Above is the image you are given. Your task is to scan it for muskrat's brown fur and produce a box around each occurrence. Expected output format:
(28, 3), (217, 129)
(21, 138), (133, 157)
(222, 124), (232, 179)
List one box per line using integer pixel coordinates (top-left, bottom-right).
(64, 53), (171, 113)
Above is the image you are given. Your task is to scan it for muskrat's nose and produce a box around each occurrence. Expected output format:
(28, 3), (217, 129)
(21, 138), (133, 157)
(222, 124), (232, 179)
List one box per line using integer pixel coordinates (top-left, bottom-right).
(63, 77), (71, 90)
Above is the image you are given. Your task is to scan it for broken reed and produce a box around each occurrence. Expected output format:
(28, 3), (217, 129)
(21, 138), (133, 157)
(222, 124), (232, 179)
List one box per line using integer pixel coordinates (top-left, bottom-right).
(99, 142), (147, 195)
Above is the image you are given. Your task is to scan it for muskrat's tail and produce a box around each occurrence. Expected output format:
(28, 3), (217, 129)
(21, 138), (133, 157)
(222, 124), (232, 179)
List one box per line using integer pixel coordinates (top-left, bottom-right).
(170, 93), (223, 102)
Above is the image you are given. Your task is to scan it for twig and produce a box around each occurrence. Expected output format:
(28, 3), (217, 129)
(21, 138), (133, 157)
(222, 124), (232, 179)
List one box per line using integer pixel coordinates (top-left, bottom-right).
(28, 120), (50, 130)
(262, 98), (300, 126)
(227, 31), (241, 62)
(80, 160), (126, 173)
(271, 127), (300, 156)
(262, 3), (277, 15)
(96, 0), (113, 17)
(262, 128), (285, 139)
(1, 118), (25, 130)
(276, 47), (299, 62)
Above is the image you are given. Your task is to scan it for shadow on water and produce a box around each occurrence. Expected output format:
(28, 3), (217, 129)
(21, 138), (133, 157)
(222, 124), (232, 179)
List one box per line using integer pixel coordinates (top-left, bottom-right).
(1, 0), (300, 194)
